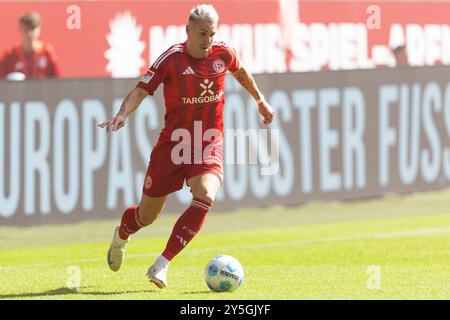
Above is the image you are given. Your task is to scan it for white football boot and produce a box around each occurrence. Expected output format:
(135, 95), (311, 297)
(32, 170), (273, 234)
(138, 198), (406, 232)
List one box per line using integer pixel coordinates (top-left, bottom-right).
(146, 255), (170, 289)
(107, 227), (128, 272)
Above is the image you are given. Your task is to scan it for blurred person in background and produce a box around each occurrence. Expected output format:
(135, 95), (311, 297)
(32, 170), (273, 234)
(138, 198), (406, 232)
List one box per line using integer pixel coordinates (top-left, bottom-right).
(100, 4), (274, 289)
(393, 45), (409, 67)
(0, 12), (60, 80)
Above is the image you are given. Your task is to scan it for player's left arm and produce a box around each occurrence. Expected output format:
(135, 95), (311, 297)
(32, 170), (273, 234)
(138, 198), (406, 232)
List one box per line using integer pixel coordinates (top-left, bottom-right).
(232, 65), (275, 125)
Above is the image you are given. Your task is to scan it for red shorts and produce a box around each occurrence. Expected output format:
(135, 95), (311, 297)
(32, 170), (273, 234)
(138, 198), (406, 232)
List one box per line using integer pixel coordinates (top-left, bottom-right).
(142, 139), (224, 197)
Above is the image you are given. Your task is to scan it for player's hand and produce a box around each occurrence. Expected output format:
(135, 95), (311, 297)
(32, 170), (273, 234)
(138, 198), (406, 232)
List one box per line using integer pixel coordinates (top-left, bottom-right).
(98, 112), (127, 133)
(258, 100), (275, 125)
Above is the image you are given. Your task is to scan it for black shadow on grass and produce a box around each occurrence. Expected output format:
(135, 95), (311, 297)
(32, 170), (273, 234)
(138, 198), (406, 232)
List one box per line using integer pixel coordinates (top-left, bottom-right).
(0, 286), (161, 299)
(181, 290), (213, 294)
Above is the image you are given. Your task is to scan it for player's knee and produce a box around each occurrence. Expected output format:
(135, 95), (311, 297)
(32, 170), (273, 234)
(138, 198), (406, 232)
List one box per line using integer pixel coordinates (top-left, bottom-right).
(193, 188), (215, 207)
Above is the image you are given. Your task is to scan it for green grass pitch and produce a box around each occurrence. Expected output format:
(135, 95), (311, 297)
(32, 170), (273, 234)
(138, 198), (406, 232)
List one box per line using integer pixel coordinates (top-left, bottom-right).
(1, 189), (449, 300)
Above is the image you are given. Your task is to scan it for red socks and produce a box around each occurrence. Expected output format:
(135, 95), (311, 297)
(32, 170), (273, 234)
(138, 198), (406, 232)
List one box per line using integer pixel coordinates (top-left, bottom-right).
(118, 205), (145, 240)
(162, 198), (211, 261)
(117, 198), (212, 260)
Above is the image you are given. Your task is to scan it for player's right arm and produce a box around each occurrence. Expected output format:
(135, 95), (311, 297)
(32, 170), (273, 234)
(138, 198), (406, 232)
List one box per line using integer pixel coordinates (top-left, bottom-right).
(98, 87), (148, 133)
(98, 45), (175, 133)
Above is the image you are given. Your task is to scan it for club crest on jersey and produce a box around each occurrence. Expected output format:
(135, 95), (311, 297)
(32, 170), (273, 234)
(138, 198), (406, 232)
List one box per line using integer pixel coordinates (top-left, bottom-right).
(213, 59), (225, 73)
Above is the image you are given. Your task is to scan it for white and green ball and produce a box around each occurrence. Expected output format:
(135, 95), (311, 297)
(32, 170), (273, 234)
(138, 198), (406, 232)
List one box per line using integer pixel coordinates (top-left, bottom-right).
(204, 255), (244, 292)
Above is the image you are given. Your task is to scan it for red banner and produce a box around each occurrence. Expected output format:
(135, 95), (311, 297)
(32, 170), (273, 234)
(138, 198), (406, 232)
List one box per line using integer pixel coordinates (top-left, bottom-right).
(0, 1), (449, 77)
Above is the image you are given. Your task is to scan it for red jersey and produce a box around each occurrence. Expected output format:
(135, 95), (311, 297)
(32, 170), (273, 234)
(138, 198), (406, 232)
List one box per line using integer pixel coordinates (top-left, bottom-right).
(136, 41), (240, 144)
(0, 42), (60, 79)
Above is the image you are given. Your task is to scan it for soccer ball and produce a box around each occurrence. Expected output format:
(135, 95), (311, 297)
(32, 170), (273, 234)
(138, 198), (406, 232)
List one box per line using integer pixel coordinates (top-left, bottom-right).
(204, 255), (244, 292)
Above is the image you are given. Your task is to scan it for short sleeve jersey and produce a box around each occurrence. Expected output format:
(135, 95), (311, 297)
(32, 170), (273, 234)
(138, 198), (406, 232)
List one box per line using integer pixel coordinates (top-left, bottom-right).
(136, 41), (240, 143)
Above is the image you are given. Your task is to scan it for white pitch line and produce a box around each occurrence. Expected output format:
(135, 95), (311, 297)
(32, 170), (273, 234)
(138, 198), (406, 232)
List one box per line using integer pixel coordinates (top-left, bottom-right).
(0, 253), (158, 271)
(301, 226), (450, 244)
(1, 226), (449, 271)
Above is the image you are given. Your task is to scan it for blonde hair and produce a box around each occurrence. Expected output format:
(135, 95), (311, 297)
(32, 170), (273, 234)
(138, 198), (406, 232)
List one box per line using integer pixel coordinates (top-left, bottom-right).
(188, 4), (219, 24)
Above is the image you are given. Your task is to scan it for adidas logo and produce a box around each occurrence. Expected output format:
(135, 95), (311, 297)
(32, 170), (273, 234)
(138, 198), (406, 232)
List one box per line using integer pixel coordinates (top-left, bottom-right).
(182, 66), (195, 75)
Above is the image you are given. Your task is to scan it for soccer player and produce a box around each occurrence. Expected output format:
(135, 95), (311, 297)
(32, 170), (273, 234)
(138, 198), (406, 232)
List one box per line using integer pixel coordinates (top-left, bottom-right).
(0, 12), (60, 79)
(99, 4), (274, 289)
